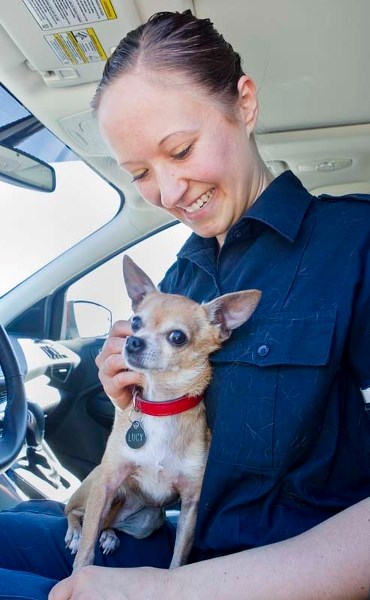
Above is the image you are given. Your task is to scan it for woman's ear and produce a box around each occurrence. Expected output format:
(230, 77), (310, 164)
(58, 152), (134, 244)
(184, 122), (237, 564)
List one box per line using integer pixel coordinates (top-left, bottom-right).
(237, 75), (259, 136)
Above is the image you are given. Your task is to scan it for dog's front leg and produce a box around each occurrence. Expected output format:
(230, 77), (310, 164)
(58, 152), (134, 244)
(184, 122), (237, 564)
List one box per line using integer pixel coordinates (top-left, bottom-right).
(170, 496), (199, 569)
(72, 468), (129, 572)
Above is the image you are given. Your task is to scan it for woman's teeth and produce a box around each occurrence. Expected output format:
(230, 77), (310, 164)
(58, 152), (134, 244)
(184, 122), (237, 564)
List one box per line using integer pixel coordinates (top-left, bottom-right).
(184, 189), (214, 214)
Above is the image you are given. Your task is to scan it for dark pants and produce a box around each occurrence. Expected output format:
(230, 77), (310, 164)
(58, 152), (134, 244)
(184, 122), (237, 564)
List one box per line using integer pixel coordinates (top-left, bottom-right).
(0, 500), (176, 600)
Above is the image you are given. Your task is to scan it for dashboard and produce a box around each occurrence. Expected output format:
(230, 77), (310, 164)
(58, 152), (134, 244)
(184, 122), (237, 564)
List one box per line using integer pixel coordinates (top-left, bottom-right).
(0, 337), (81, 416)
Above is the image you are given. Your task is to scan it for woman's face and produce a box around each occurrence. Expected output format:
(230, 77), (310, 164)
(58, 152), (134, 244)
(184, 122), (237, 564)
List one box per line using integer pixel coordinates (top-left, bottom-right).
(98, 71), (267, 245)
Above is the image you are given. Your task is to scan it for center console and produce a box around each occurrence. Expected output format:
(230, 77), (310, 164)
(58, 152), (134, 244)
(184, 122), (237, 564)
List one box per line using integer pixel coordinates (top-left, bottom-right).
(1, 402), (80, 509)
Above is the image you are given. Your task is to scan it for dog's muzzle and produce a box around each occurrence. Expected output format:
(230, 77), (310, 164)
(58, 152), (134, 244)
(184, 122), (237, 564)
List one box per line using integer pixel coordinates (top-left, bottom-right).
(125, 336), (146, 354)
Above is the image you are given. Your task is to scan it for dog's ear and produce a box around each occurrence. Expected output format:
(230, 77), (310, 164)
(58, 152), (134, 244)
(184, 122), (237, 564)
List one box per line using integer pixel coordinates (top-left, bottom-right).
(122, 255), (157, 311)
(204, 290), (261, 341)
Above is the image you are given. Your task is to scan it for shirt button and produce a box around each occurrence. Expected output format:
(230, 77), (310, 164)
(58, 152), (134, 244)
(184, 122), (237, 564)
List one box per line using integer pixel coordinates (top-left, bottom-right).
(257, 344), (270, 357)
(234, 229), (242, 239)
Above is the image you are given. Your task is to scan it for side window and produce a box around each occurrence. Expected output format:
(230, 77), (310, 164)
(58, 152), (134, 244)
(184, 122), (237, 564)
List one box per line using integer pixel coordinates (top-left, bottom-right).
(63, 223), (190, 338)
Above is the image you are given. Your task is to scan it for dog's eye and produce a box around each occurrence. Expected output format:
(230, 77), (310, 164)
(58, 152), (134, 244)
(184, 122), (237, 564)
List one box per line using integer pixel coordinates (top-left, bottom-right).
(168, 330), (187, 346)
(131, 316), (142, 332)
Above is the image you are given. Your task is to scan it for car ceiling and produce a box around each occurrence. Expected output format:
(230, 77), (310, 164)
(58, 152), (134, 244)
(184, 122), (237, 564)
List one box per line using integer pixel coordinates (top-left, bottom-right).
(0, 0), (369, 207)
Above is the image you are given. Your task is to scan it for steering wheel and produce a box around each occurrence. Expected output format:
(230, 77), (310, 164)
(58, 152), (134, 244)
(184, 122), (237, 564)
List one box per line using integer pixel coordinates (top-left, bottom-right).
(0, 324), (27, 473)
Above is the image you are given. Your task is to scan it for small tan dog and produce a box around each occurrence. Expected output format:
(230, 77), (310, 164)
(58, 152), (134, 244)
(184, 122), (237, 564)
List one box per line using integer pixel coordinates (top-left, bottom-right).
(65, 255), (261, 571)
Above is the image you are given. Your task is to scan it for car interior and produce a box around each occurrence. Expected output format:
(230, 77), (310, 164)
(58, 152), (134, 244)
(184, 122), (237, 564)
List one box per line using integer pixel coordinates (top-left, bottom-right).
(0, 0), (369, 515)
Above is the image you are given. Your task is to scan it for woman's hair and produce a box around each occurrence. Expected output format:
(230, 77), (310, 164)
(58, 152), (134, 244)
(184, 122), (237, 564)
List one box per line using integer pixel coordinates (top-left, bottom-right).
(92, 10), (244, 113)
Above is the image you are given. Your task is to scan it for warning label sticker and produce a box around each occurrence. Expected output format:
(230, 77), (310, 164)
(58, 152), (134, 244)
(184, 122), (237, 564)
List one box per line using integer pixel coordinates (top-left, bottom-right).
(23, 0), (117, 31)
(45, 27), (107, 63)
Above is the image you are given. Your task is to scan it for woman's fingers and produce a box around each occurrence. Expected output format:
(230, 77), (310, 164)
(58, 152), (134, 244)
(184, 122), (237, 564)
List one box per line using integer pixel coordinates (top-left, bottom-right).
(95, 320), (142, 409)
(100, 368), (142, 410)
(95, 320), (132, 369)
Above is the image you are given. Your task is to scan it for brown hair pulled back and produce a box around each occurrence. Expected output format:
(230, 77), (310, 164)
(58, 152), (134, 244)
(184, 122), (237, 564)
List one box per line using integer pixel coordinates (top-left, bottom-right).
(92, 11), (244, 113)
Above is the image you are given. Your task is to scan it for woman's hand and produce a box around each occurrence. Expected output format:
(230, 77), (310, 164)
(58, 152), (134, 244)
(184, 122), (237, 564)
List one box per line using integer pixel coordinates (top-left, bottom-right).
(49, 566), (173, 600)
(95, 320), (143, 410)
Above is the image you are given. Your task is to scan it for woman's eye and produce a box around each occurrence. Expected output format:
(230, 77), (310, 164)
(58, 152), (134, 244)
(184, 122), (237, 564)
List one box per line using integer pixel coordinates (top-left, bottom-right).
(131, 316), (142, 332)
(131, 170), (147, 183)
(167, 330), (187, 346)
(172, 145), (192, 160)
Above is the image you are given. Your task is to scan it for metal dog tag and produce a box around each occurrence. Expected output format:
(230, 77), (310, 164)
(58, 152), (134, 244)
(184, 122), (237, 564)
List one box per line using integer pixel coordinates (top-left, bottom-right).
(126, 420), (146, 449)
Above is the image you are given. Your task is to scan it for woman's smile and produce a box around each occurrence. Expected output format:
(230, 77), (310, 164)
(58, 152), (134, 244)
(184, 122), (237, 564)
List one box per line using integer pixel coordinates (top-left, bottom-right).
(182, 188), (215, 215)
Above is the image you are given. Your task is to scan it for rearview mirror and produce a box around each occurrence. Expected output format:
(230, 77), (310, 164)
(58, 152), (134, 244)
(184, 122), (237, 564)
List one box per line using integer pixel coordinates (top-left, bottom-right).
(0, 143), (56, 192)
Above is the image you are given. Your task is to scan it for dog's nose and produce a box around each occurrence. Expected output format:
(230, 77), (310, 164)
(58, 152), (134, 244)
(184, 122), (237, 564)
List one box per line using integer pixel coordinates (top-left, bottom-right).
(126, 336), (146, 353)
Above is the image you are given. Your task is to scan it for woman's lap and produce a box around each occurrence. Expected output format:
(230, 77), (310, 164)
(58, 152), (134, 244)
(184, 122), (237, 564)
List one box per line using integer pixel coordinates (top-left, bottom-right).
(0, 499), (176, 600)
(0, 569), (57, 600)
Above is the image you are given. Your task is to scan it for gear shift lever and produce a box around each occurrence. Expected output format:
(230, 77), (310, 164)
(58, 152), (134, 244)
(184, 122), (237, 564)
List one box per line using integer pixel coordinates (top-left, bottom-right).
(9, 402), (82, 502)
(26, 402), (45, 449)
(25, 402), (60, 488)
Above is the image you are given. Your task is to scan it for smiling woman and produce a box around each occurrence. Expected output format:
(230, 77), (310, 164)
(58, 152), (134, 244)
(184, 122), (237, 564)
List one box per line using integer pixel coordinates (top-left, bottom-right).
(0, 6), (370, 600)
(98, 71), (269, 246)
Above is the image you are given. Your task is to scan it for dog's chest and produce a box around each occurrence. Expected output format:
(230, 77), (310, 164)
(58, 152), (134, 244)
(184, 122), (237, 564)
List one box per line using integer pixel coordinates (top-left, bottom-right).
(120, 416), (204, 504)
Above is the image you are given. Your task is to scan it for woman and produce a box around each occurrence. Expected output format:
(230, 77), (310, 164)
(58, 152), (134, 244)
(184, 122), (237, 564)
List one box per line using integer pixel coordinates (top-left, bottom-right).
(1, 11), (370, 600)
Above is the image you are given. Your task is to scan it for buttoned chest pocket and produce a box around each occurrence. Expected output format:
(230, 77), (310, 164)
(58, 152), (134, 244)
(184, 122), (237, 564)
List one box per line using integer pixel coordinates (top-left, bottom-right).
(206, 310), (336, 470)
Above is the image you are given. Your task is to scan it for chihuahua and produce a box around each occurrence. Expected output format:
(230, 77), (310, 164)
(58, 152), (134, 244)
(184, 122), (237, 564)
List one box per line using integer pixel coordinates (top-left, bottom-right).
(65, 255), (261, 571)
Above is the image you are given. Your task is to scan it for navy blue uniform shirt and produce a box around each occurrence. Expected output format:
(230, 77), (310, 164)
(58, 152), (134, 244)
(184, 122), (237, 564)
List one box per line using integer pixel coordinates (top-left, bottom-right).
(160, 170), (370, 561)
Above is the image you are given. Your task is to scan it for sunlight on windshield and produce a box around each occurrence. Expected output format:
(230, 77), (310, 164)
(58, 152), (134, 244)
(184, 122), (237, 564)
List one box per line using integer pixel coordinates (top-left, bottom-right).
(0, 160), (120, 296)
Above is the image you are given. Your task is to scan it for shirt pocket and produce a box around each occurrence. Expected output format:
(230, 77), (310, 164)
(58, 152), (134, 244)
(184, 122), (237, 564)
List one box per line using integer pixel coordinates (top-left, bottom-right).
(207, 310), (337, 470)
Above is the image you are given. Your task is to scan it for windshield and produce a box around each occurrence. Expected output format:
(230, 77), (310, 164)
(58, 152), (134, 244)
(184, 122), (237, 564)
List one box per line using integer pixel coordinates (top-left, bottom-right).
(0, 85), (120, 297)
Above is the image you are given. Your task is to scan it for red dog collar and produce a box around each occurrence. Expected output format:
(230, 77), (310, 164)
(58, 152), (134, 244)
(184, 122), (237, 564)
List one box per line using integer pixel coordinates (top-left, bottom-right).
(133, 389), (204, 416)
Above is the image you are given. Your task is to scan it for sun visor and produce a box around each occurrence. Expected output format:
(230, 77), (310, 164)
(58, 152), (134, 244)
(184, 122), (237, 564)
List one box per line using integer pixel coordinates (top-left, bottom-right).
(0, 0), (142, 88)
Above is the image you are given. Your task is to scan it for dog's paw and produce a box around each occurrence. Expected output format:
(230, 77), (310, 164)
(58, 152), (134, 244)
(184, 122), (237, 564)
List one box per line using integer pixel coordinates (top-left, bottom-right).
(99, 528), (120, 555)
(65, 527), (82, 555)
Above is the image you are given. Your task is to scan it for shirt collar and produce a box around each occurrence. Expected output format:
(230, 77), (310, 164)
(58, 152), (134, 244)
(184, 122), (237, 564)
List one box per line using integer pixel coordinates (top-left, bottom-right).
(179, 170), (313, 259)
(243, 170), (313, 242)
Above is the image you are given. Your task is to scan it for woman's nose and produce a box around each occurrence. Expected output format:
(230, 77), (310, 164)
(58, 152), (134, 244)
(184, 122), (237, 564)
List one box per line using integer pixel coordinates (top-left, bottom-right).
(157, 170), (187, 209)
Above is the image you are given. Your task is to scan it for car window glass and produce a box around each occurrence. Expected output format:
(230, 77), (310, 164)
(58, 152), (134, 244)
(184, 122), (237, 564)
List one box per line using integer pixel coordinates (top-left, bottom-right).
(0, 85), (121, 297)
(65, 223), (190, 330)
(0, 160), (120, 297)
